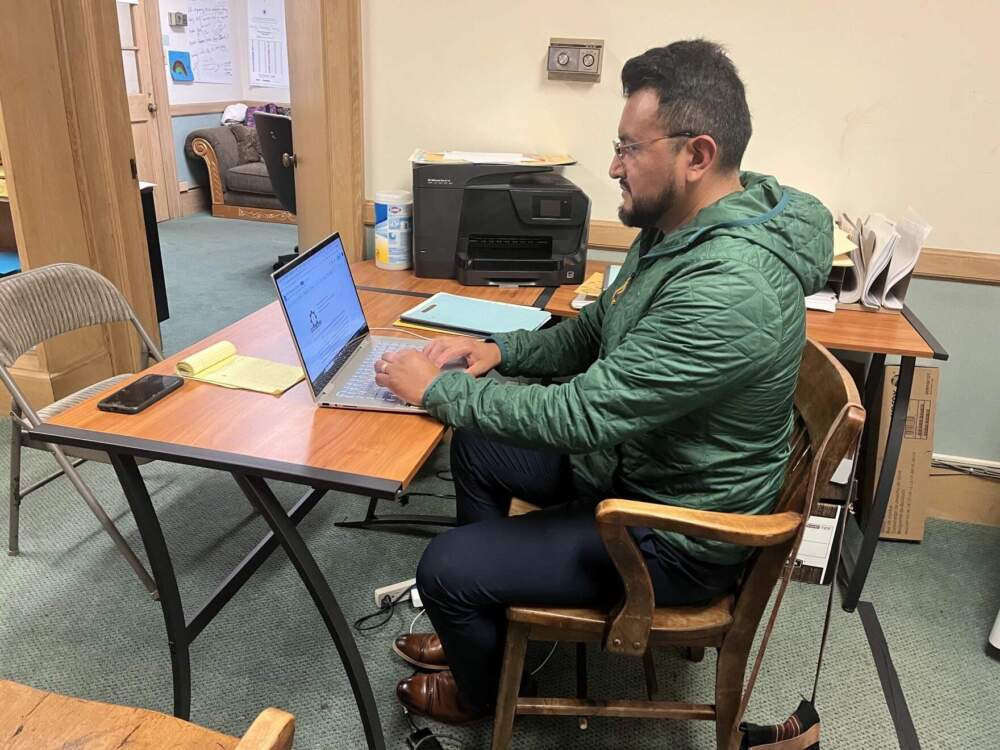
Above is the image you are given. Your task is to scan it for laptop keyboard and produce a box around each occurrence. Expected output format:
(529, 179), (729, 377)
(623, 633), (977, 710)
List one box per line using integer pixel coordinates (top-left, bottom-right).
(336, 340), (424, 404)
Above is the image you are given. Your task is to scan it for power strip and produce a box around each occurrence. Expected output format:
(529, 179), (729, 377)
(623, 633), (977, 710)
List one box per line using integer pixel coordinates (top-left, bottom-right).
(373, 577), (416, 608)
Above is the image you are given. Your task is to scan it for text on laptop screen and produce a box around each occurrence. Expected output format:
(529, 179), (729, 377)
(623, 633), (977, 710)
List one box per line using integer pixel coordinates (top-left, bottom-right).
(275, 236), (367, 392)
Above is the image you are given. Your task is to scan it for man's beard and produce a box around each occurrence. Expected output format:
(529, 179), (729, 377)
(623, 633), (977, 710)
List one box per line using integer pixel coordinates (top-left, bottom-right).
(618, 179), (676, 229)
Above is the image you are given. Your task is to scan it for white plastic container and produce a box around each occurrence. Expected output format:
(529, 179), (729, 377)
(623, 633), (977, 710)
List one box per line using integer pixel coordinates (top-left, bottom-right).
(374, 189), (413, 270)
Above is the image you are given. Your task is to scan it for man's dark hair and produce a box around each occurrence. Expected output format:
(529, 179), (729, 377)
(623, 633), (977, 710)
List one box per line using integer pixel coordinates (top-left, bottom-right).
(621, 39), (751, 171)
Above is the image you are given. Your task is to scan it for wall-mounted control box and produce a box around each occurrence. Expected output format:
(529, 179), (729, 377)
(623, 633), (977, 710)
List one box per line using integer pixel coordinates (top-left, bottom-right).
(167, 11), (188, 28)
(547, 37), (603, 82)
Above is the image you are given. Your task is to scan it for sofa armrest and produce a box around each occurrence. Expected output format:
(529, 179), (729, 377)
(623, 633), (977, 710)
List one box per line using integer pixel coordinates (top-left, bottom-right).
(185, 126), (241, 202)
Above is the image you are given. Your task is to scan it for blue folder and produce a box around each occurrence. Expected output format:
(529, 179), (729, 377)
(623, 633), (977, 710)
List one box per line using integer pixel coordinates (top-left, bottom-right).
(399, 292), (551, 336)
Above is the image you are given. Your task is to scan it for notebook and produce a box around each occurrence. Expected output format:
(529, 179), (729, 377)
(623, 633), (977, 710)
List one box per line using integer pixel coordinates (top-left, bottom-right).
(398, 292), (551, 336)
(176, 340), (304, 396)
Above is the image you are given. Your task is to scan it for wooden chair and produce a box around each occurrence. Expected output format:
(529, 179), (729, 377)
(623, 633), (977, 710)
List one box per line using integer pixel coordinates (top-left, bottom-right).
(492, 339), (865, 750)
(0, 679), (295, 750)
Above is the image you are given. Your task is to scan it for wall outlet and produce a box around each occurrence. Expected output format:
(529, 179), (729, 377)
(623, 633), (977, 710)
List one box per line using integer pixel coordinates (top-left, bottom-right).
(373, 577), (416, 608)
(547, 37), (603, 82)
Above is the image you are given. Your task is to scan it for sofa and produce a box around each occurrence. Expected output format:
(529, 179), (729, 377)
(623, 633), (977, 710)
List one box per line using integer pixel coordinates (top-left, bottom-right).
(185, 125), (295, 224)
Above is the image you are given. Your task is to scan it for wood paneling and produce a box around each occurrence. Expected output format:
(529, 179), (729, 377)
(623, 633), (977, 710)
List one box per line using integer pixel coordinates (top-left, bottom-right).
(0, 1), (159, 408)
(913, 247), (1000, 285)
(143, 0), (181, 220)
(584, 218), (1000, 285)
(180, 185), (210, 216)
(47, 296), (446, 488)
(287, 0), (364, 260)
(168, 100), (291, 117)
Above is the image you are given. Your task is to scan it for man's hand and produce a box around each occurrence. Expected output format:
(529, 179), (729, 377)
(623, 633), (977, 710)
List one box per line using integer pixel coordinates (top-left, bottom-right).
(422, 337), (501, 376)
(374, 349), (442, 405)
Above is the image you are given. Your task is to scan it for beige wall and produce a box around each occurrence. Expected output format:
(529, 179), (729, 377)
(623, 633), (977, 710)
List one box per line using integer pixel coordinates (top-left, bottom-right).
(363, 0), (999, 252)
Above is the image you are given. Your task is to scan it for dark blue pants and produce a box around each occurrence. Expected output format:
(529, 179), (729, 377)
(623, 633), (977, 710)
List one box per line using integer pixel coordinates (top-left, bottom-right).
(416, 428), (745, 711)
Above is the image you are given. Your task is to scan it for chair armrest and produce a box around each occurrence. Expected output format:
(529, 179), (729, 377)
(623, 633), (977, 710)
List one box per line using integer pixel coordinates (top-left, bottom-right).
(596, 499), (802, 548)
(235, 707), (295, 750)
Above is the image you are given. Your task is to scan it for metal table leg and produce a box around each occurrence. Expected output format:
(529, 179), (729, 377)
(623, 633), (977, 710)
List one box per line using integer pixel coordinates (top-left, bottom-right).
(108, 453), (191, 719)
(840, 355), (915, 612)
(235, 473), (386, 750)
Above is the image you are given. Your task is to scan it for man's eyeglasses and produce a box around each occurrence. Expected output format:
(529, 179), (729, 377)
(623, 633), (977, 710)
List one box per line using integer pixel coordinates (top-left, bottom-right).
(612, 132), (698, 160)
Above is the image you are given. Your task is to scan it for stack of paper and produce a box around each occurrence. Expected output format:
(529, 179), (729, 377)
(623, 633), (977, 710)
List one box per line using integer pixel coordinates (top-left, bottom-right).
(176, 340), (303, 396)
(837, 209), (932, 310)
(805, 227), (855, 312)
(571, 265), (621, 309)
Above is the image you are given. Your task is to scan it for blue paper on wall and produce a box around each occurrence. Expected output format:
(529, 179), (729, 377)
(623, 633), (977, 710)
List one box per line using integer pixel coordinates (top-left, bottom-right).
(168, 50), (194, 81)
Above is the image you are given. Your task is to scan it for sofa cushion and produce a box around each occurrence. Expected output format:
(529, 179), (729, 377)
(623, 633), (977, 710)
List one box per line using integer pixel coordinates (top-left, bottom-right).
(229, 124), (262, 163)
(226, 162), (274, 196)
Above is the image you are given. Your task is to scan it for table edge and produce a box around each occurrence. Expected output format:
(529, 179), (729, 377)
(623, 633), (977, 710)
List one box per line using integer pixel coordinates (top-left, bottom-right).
(29, 423), (405, 499)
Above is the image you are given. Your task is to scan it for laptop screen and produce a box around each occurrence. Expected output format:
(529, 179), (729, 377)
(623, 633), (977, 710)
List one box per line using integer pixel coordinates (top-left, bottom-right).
(273, 234), (368, 396)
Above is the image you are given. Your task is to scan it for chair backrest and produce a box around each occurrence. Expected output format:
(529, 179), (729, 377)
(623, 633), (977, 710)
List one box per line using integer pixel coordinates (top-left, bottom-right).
(255, 113), (296, 214)
(727, 338), (864, 645)
(0, 263), (139, 368)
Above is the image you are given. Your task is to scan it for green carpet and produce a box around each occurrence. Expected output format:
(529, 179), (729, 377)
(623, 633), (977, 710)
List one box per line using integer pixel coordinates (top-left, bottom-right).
(1, 213), (997, 749)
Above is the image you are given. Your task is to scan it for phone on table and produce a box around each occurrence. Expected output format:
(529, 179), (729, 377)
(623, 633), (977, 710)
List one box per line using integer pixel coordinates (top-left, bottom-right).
(97, 374), (184, 415)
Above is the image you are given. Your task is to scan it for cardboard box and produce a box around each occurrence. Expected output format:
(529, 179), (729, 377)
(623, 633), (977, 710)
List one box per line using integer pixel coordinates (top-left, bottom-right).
(860, 365), (939, 541)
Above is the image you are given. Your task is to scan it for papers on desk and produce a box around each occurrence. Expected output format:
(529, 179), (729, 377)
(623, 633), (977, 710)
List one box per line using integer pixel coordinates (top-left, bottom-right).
(176, 340), (303, 396)
(805, 227), (854, 313)
(398, 292), (550, 336)
(409, 148), (575, 166)
(571, 264), (621, 309)
(837, 210), (932, 310)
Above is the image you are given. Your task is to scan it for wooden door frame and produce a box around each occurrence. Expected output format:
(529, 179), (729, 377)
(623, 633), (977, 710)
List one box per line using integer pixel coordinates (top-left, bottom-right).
(286, 0), (365, 260)
(139, 0), (181, 219)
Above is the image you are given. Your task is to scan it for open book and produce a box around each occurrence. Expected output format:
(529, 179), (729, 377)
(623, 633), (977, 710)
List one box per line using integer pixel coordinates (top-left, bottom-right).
(176, 340), (303, 396)
(837, 210), (932, 310)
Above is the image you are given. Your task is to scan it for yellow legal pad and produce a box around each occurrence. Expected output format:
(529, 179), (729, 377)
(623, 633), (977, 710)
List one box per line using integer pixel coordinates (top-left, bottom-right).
(176, 340), (304, 396)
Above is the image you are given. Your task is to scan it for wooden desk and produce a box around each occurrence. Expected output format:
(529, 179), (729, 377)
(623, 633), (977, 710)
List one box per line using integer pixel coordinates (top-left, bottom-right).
(30, 290), (446, 750)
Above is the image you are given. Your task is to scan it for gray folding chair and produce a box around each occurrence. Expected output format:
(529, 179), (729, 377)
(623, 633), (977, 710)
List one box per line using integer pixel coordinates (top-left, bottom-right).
(0, 263), (160, 597)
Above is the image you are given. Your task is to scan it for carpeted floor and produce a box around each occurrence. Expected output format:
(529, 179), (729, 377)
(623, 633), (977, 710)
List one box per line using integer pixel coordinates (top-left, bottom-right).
(0, 213), (997, 749)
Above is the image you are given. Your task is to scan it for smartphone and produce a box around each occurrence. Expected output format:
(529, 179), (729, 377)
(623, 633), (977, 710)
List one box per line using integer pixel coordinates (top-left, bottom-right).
(97, 374), (184, 415)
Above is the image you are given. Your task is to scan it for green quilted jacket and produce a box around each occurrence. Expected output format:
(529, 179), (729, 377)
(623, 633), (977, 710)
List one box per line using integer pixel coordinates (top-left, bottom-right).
(423, 172), (832, 564)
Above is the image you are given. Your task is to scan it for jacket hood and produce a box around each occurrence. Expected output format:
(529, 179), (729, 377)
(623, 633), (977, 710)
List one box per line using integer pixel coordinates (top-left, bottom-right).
(639, 172), (833, 296)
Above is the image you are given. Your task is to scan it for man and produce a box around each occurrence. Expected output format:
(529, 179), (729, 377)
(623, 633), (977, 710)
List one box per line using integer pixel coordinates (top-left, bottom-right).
(374, 39), (832, 724)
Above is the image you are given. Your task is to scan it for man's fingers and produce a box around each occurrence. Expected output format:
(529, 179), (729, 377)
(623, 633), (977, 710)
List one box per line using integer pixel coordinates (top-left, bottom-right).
(374, 372), (390, 387)
(382, 351), (399, 363)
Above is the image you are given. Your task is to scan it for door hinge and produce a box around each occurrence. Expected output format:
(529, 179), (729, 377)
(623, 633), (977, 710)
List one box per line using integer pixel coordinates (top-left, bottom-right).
(130, 159), (138, 180)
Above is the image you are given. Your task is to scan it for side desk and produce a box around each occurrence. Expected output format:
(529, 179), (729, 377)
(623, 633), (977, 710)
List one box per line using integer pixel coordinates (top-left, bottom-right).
(29, 290), (448, 750)
(348, 259), (949, 612)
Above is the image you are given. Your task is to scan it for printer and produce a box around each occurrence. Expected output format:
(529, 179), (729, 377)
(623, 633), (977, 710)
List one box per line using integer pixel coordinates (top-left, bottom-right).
(412, 162), (590, 286)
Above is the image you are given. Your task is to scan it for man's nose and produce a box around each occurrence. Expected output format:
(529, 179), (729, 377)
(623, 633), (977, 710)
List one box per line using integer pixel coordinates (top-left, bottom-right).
(609, 155), (624, 180)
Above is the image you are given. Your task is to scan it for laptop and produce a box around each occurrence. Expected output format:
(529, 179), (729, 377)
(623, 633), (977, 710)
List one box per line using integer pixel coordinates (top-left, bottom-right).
(272, 232), (426, 413)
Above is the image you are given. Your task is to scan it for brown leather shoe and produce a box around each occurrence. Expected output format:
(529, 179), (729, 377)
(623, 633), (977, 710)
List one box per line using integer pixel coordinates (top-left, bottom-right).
(392, 633), (448, 671)
(396, 670), (488, 725)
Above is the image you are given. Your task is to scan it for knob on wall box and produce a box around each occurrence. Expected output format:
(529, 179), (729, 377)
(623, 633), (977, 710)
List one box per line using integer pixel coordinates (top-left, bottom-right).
(547, 37), (603, 82)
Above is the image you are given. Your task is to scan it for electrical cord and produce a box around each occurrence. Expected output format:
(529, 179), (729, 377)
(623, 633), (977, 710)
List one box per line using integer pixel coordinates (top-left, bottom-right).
(931, 459), (1000, 480)
(409, 608), (426, 634)
(529, 642), (559, 676)
(398, 491), (456, 502)
(435, 470), (453, 482)
(352, 586), (414, 632)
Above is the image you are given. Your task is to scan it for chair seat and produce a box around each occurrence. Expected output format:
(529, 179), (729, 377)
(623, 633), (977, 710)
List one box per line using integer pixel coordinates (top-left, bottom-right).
(0, 679), (240, 749)
(25, 373), (143, 464)
(509, 594), (735, 645)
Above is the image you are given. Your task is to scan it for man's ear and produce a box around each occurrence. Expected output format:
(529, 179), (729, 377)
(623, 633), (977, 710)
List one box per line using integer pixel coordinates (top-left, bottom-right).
(685, 135), (719, 182)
